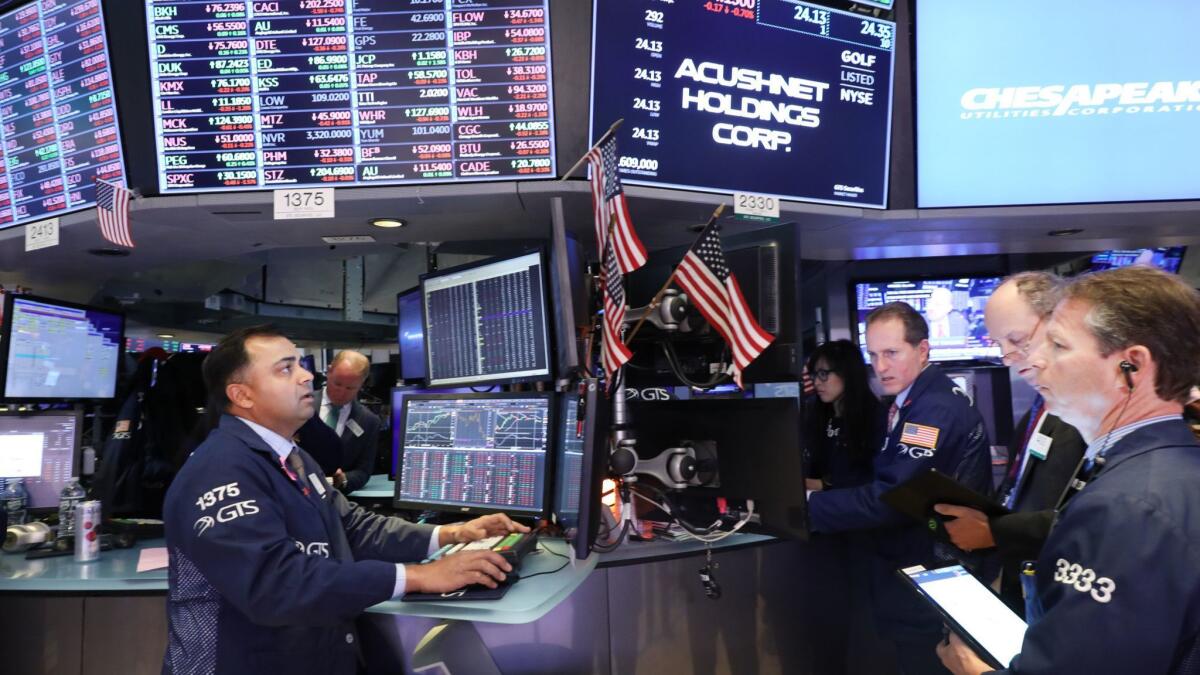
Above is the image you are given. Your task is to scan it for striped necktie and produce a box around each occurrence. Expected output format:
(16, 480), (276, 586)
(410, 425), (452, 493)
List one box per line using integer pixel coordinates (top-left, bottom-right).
(888, 402), (900, 433)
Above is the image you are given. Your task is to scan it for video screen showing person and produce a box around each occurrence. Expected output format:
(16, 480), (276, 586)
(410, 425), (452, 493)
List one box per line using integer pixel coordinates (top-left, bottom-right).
(1088, 247), (1185, 274)
(855, 278), (1003, 362)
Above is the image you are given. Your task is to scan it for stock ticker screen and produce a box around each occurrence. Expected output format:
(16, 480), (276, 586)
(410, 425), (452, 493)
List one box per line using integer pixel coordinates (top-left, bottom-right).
(145, 0), (556, 193)
(590, 0), (895, 207)
(0, 0), (126, 230)
(397, 396), (549, 514)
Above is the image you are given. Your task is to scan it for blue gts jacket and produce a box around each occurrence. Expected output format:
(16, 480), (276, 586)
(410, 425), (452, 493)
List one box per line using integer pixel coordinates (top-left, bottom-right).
(162, 415), (434, 675)
(807, 365), (992, 634)
(998, 419), (1200, 674)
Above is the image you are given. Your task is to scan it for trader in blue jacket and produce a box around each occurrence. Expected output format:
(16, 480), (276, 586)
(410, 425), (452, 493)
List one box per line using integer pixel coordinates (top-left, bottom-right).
(162, 325), (529, 675)
(937, 265), (1200, 674)
(808, 301), (992, 675)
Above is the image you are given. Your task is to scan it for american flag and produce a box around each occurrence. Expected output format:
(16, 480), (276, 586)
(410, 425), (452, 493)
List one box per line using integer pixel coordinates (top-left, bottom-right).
(900, 422), (940, 449)
(673, 221), (774, 388)
(587, 135), (646, 274)
(96, 179), (134, 248)
(600, 232), (632, 387)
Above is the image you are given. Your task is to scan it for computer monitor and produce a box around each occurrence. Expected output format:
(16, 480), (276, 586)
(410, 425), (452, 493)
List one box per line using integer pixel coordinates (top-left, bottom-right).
(394, 393), (554, 517)
(852, 277), (1003, 362)
(396, 288), (427, 382)
(389, 386), (476, 479)
(553, 381), (610, 560)
(420, 251), (553, 388)
(1088, 247), (1186, 274)
(0, 294), (126, 401)
(0, 409), (83, 510)
(628, 397), (807, 539)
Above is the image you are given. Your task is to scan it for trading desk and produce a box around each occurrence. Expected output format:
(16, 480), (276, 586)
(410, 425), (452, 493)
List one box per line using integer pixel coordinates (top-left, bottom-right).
(0, 477), (879, 674)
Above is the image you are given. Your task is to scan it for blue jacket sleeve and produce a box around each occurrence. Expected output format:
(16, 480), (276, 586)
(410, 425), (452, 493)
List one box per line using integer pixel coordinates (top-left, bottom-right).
(996, 494), (1199, 674)
(808, 399), (973, 533)
(167, 457), (398, 628)
(335, 492), (435, 562)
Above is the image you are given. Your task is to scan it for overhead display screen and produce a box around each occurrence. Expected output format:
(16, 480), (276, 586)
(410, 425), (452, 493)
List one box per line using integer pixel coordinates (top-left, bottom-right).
(0, 0), (127, 229)
(590, 0), (895, 208)
(145, 0), (556, 193)
(917, 0), (1200, 207)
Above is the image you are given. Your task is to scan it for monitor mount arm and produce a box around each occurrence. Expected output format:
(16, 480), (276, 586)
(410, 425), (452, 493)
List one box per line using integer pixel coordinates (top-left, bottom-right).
(623, 289), (693, 333)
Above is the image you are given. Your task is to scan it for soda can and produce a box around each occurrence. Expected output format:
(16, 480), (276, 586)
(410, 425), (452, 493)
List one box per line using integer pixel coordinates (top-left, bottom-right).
(75, 500), (101, 562)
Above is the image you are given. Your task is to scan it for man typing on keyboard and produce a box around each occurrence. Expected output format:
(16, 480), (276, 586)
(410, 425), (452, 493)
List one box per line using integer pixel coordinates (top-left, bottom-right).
(162, 326), (530, 675)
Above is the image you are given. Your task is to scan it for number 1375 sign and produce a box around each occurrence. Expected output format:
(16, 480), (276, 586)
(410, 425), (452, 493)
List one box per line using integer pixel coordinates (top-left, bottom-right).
(274, 188), (335, 220)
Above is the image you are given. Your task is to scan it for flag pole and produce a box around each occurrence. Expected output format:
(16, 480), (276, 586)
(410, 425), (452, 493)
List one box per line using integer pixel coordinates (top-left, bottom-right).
(625, 203), (726, 343)
(558, 118), (625, 181)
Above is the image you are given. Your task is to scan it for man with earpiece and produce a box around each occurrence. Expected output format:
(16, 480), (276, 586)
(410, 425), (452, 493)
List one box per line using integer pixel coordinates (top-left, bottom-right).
(937, 266), (1200, 675)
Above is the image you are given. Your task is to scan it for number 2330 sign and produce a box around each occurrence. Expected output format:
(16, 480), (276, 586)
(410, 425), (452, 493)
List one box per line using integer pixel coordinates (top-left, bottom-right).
(274, 188), (335, 220)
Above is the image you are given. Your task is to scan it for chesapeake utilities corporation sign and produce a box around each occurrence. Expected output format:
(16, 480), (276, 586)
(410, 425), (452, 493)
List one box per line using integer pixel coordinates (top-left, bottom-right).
(958, 80), (1200, 119)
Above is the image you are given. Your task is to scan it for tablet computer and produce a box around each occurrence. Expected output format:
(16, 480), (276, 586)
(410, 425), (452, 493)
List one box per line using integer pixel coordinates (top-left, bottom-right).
(898, 564), (1028, 670)
(881, 469), (1010, 542)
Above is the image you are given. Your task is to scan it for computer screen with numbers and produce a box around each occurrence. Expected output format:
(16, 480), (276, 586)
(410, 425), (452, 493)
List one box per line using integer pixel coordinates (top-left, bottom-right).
(393, 393), (553, 516)
(420, 250), (551, 387)
(589, 0), (895, 207)
(0, 294), (125, 401)
(144, 0), (557, 193)
(0, 409), (82, 510)
(0, 0), (127, 230)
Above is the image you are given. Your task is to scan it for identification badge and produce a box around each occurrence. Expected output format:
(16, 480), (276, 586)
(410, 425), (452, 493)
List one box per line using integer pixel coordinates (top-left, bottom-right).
(346, 418), (364, 437)
(308, 473), (327, 497)
(1029, 432), (1052, 460)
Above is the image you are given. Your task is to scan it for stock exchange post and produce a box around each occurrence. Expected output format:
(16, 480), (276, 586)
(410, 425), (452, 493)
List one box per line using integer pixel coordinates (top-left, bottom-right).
(590, 0), (895, 207)
(145, 0), (556, 192)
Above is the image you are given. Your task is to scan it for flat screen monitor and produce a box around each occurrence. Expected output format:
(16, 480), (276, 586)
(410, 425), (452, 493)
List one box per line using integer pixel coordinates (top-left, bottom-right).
(917, 0), (1200, 207)
(0, 0), (127, 230)
(853, 278), (1003, 362)
(553, 381), (608, 560)
(1088, 247), (1185, 274)
(0, 294), (125, 401)
(389, 385), (475, 478)
(144, 0), (556, 193)
(393, 393), (553, 517)
(421, 251), (552, 388)
(589, 0), (895, 208)
(0, 409), (82, 510)
(396, 288), (426, 382)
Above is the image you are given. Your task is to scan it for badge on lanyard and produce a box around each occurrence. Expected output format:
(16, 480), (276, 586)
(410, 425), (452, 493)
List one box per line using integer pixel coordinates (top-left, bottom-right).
(1029, 432), (1052, 460)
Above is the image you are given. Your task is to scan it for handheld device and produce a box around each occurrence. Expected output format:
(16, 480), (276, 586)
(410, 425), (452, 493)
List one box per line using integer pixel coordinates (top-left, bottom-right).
(899, 564), (1028, 669)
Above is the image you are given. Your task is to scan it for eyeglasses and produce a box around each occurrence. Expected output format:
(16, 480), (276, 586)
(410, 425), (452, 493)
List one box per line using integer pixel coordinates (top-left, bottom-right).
(813, 368), (834, 382)
(989, 317), (1043, 363)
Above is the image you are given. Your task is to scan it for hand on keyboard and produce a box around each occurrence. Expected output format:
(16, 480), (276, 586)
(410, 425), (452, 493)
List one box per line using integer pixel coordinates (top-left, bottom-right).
(460, 535), (504, 552)
(406, 550), (512, 594)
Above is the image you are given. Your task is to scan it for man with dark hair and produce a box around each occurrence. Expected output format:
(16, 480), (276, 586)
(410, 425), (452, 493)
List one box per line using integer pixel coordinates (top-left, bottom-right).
(934, 271), (1086, 612)
(809, 302), (992, 675)
(163, 325), (529, 675)
(939, 266), (1200, 674)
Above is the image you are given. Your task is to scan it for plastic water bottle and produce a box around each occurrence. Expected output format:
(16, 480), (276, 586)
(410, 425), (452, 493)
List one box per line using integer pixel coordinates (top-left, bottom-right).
(3, 478), (28, 526)
(58, 478), (86, 538)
